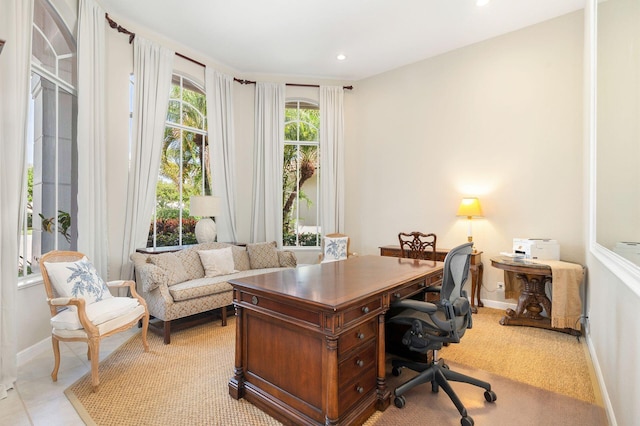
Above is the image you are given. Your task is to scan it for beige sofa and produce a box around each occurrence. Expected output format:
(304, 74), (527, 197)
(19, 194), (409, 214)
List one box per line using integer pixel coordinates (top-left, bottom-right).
(131, 241), (296, 343)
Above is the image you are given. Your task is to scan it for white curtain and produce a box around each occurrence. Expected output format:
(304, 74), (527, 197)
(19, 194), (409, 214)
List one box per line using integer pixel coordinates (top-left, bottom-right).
(0, 0), (32, 399)
(205, 68), (238, 243)
(251, 82), (285, 244)
(319, 86), (345, 235)
(76, 0), (108, 277)
(119, 37), (174, 279)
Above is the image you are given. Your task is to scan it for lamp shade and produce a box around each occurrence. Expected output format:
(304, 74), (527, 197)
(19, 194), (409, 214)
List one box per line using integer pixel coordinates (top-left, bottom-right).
(190, 196), (220, 217)
(457, 197), (483, 218)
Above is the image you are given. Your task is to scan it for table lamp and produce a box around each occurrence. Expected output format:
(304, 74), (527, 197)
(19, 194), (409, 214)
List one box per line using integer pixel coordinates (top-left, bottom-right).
(457, 197), (483, 246)
(190, 196), (220, 243)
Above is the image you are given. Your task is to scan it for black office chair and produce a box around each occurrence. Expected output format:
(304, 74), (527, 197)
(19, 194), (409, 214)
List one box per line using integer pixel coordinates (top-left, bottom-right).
(388, 242), (496, 426)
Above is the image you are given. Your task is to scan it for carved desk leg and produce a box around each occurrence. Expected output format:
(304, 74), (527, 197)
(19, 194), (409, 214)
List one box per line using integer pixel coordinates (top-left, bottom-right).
(228, 304), (245, 399)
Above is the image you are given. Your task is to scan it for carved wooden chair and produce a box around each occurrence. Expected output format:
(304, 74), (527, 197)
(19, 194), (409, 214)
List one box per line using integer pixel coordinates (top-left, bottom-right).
(398, 231), (437, 260)
(39, 250), (149, 392)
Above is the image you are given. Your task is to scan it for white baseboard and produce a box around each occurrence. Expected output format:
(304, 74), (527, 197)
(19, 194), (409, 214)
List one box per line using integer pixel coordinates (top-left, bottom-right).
(585, 331), (616, 426)
(17, 337), (51, 367)
(476, 299), (517, 311)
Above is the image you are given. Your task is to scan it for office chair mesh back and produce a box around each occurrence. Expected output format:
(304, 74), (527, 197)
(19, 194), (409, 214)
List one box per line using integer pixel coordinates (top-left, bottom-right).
(387, 241), (495, 425)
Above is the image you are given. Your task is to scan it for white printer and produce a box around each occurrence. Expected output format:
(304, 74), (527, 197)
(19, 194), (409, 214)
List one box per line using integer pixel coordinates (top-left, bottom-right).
(513, 238), (560, 260)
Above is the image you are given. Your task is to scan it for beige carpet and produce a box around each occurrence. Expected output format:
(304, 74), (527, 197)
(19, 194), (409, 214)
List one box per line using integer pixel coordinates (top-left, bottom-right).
(65, 308), (605, 425)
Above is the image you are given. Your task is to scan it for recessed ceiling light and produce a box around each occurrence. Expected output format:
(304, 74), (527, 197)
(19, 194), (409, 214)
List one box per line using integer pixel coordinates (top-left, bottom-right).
(476, 0), (490, 6)
(336, 54), (347, 61)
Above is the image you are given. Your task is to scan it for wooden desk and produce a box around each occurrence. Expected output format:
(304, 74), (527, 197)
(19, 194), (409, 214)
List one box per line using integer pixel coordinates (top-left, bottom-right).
(379, 245), (483, 313)
(228, 255), (444, 426)
(490, 257), (581, 336)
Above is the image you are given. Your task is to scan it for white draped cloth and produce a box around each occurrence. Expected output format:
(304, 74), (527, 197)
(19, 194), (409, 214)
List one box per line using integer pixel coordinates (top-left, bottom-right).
(0, 0), (32, 399)
(319, 86), (345, 235)
(250, 82), (285, 244)
(205, 69), (238, 243)
(119, 37), (174, 280)
(77, 0), (109, 278)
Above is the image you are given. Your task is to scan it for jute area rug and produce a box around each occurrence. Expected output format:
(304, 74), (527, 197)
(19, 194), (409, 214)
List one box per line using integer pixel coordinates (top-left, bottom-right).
(65, 308), (603, 426)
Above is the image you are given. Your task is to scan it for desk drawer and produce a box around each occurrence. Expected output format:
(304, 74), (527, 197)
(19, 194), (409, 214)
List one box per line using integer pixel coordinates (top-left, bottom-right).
(339, 340), (376, 385)
(343, 298), (382, 328)
(338, 319), (376, 357)
(389, 278), (428, 302)
(338, 364), (377, 414)
(427, 271), (443, 286)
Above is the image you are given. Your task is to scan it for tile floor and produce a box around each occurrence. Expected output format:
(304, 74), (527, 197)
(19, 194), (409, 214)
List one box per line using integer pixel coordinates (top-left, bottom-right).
(0, 327), (137, 426)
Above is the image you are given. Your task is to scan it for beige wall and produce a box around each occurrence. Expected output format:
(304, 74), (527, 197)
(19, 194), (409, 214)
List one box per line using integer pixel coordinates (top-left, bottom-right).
(345, 11), (585, 298)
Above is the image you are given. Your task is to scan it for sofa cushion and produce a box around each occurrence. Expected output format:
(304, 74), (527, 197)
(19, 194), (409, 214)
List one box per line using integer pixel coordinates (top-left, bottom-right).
(198, 247), (238, 277)
(51, 296), (140, 330)
(247, 241), (280, 269)
(278, 250), (297, 268)
(168, 278), (233, 302)
(149, 252), (190, 286)
(231, 246), (251, 271)
(44, 256), (113, 311)
(174, 247), (205, 280)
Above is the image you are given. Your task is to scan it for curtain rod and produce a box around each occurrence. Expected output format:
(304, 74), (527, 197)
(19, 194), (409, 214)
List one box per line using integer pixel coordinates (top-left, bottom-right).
(234, 78), (353, 91)
(105, 14), (353, 91)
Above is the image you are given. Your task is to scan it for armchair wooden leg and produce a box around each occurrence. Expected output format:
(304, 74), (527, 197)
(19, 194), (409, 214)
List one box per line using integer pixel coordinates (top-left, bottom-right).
(141, 313), (150, 351)
(51, 335), (60, 382)
(88, 338), (100, 392)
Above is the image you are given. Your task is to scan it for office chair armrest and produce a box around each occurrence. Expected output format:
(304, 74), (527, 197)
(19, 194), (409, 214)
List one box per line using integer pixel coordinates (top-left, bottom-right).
(425, 285), (441, 293)
(391, 299), (437, 314)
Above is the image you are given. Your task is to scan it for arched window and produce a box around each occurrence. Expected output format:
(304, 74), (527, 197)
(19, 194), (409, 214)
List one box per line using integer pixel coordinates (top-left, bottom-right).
(20, 0), (77, 278)
(147, 74), (208, 247)
(283, 100), (321, 247)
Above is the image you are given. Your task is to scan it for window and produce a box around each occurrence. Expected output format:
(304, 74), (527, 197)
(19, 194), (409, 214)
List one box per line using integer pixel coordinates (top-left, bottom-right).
(147, 75), (208, 248)
(283, 100), (320, 247)
(20, 0), (77, 278)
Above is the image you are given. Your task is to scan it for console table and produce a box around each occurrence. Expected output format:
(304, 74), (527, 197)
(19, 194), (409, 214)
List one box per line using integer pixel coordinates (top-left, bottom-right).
(228, 255), (444, 426)
(379, 245), (483, 313)
(490, 256), (582, 336)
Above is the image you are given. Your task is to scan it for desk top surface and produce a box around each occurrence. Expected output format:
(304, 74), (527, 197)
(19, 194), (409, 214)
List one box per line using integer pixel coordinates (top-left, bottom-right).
(229, 255), (443, 309)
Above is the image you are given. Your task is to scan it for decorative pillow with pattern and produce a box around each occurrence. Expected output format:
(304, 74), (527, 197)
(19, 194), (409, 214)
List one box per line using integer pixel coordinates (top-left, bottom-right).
(323, 236), (348, 262)
(231, 246), (251, 271)
(44, 256), (113, 311)
(247, 241), (280, 269)
(198, 247), (238, 277)
(149, 252), (191, 286)
(278, 250), (297, 268)
(175, 247), (205, 280)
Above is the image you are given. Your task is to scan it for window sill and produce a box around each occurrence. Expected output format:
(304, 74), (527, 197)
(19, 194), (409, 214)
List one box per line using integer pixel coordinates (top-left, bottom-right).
(18, 273), (44, 290)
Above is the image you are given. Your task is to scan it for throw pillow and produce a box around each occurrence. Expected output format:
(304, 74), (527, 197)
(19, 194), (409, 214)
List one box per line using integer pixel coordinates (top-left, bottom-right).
(247, 241), (280, 269)
(175, 247), (205, 280)
(149, 252), (191, 286)
(198, 247), (238, 277)
(278, 250), (297, 268)
(323, 236), (349, 262)
(44, 256), (113, 311)
(231, 246), (251, 271)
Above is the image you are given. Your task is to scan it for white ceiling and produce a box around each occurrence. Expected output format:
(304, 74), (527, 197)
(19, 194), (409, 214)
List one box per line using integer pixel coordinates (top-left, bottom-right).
(100, 0), (585, 81)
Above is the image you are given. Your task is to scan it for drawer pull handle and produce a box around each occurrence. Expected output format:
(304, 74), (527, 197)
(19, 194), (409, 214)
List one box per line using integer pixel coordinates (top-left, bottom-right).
(394, 292), (401, 298)
(419, 282), (426, 288)
(251, 296), (258, 305)
(361, 306), (369, 314)
(356, 386), (364, 394)
(357, 332), (365, 340)
(356, 359), (364, 367)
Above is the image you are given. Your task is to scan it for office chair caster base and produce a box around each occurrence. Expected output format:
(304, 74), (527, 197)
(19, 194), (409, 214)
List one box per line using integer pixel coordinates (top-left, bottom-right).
(484, 390), (497, 402)
(394, 395), (406, 408)
(461, 415), (474, 426)
(392, 366), (402, 377)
